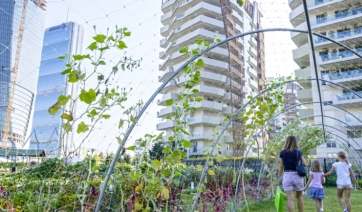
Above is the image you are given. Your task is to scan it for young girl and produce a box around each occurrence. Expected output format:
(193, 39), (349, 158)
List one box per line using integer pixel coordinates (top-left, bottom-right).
(324, 151), (360, 212)
(304, 160), (325, 212)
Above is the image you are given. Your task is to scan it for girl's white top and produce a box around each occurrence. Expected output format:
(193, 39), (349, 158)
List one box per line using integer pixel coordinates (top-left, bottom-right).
(332, 161), (352, 185)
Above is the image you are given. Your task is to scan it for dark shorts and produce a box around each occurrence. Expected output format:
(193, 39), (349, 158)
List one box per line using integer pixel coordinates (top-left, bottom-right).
(310, 187), (325, 200)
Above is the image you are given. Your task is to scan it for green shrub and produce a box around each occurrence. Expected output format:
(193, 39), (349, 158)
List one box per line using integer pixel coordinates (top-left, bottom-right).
(358, 179), (362, 187)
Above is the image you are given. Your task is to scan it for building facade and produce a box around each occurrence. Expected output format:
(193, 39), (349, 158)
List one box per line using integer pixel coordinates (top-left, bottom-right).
(29, 22), (84, 158)
(158, 0), (265, 157)
(0, 0), (46, 146)
(290, 0), (362, 157)
(267, 78), (303, 138)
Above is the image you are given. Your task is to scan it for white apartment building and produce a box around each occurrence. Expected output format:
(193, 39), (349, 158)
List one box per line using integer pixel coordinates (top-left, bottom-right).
(157, 0), (266, 157)
(290, 0), (362, 158)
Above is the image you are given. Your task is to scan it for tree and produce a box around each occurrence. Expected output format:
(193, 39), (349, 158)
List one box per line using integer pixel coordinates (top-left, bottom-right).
(148, 142), (165, 160)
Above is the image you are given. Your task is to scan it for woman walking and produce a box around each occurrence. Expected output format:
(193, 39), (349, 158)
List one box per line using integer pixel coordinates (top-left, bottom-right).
(278, 135), (307, 212)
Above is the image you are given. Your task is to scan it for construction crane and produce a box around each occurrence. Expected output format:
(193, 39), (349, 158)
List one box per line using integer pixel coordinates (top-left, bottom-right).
(1, 0), (46, 149)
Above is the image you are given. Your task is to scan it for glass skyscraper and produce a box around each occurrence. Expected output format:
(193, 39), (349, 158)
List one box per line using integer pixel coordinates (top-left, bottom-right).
(30, 22), (84, 158)
(0, 0), (46, 145)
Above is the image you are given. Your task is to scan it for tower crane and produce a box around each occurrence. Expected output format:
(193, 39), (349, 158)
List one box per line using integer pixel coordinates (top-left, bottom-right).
(1, 0), (46, 149)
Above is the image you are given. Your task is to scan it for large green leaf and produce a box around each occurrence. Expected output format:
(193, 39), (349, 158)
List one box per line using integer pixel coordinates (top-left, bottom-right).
(93, 34), (106, 43)
(77, 122), (89, 133)
(79, 89), (97, 104)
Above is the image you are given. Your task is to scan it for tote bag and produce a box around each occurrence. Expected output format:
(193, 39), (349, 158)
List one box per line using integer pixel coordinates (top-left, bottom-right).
(275, 186), (286, 212)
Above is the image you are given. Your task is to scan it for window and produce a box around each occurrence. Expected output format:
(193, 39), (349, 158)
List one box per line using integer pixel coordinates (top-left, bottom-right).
(347, 131), (362, 138)
(227, 145), (231, 150)
(326, 140), (337, 148)
(327, 153), (337, 158)
(192, 142), (198, 152)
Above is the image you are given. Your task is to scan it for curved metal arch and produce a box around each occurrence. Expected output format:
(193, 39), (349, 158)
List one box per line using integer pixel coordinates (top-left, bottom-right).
(321, 131), (361, 164)
(195, 80), (362, 210)
(252, 100), (362, 159)
(314, 124), (362, 159)
(253, 101), (362, 152)
(96, 27), (362, 210)
(254, 123), (362, 200)
(304, 114), (362, 139)
(257, 102), (362, 137)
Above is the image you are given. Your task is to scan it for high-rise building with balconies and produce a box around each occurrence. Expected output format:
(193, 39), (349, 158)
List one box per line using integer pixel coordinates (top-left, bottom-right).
(158, 0), (265, 157)
(290, 0), (362, 157)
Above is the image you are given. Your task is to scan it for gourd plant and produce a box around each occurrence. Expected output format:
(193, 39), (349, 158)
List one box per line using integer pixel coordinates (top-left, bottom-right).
(111, 37), (219, 211)
(49, 26), (142, 212)
(191, 76), (290, 211)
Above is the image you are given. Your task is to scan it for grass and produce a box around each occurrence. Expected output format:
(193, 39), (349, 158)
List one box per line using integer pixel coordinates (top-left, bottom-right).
(241, 187), (362, 212)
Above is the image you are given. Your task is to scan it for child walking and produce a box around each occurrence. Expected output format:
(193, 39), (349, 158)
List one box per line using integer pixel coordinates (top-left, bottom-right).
(304, 160), (325, 212)
(324, 151), (360, 212)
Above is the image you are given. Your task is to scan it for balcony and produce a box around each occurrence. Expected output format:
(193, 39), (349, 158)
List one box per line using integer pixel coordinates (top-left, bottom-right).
(293, 43), (310, 67)
(194, 100), (223, 112)
(157, 92), (179, 106)
(322, 69), (362, 85)
(190, 131), (214, 141)
(290, 0), (337, 26)
(223, 92), (232, 101)
(288, 0), (303, 10)
(291, 22), (308, 46)
(157, 120), (175, 130)
(157, 106), (176, 118)
(248, 78), (258, 89)
(161, 15), (224, 38)
(161, 0), (176, 13)
(340, 115), (362, 127)
(295, 66), (311, 79)
(249, 46), (257, 57)
(248, 56), (257, 67)
(232, 93), (243, 103)
(159, 80), (178, 94)
(249, 36), (257, 47)
(308, 0), (335, 7)
(158, 66), (174, 82)
(231, 79), (242, 90)
(318, 48), (362, 66)
(348, 138), (362, 150)
(230, 66), (242, 78)
(200, 71), (228, 84)
(315, 27), (362, 45)
(222, 106), (238, 114)
(297, 88), (313, 102)
(188, 148), (204, 156)
(310, 6), (362, 27)
(160, 27), (226, 49)
(196, 85), (225, 98)
(299, 108), (314, 119)
(189, 116), (223, 126)
(230, 52), (242, 65)
(162, 132), (188, 141)
(333, 92), (362, 106)
(247, 66), (257, 78)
